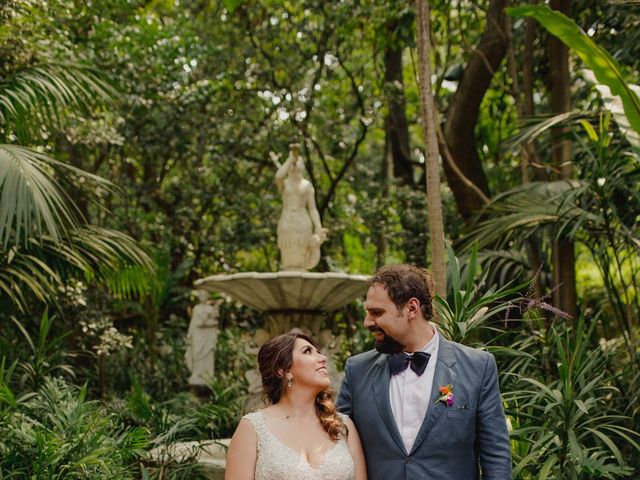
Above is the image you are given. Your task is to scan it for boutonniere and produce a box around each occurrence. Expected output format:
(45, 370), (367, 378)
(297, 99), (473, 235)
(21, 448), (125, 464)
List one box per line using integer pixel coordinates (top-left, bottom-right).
(434, 384), (454, 407)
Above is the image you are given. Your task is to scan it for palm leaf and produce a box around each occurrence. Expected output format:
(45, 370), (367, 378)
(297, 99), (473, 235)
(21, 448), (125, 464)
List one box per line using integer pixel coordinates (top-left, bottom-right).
(504, 110), (592, 150)
(0, 63), (116, 141)
(66, 226), (154, 298)
(0, 227), (154, 312)
(0, 250), (62, 312)
(0, 144), (114, 247)
(464, 181), (611, 250)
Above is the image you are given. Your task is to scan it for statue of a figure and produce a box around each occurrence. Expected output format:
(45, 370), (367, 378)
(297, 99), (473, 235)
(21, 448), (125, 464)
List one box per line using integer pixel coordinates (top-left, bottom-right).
(275, 143), (327, 271)
(185, 290), (220, 387)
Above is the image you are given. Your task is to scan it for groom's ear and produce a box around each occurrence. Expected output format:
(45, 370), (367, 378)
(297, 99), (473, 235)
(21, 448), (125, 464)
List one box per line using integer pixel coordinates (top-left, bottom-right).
(406, 297), (420, 318)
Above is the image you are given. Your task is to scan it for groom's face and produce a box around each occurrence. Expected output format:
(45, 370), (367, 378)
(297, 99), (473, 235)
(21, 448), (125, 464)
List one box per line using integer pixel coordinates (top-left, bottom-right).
(364, 284), (407, 354)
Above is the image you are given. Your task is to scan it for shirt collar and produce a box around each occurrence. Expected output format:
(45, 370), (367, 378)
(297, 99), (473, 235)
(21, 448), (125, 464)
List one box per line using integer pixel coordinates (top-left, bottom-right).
(414, 322), (439, 355)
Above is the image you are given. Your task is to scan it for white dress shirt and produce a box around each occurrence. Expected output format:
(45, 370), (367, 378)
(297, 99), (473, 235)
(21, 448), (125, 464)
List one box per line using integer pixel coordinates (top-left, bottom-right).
(389, 324), (439, 453)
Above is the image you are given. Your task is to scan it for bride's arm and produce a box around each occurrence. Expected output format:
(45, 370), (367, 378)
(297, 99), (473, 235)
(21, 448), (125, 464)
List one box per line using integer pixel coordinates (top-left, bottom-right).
(225, 419), (257, 480)
(344, 417), (367, 480)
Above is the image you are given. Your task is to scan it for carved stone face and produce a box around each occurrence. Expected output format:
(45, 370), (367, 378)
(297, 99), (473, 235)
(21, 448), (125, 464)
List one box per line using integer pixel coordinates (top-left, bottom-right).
(289, 153), (305, 175)
(194, 289), (210, 303)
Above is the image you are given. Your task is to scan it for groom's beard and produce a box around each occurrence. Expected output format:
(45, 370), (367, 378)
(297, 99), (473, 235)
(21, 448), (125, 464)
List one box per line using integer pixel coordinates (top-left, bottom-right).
(369, 327), (405, 354)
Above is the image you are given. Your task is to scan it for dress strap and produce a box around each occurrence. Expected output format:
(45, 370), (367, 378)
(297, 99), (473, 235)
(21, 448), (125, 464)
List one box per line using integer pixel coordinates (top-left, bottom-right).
(242, 411), (269, 445)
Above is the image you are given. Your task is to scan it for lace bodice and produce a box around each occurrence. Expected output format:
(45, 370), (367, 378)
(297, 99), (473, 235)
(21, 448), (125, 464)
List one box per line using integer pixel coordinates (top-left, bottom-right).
(243, 411), (354, 480)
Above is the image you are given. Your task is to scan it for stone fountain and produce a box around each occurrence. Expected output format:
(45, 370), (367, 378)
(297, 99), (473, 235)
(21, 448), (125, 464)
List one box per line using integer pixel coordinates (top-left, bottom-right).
(194, 143), (369, 338)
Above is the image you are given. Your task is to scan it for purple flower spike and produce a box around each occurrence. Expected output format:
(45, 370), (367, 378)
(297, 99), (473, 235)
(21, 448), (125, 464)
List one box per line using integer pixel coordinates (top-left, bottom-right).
(446, 394), (454, 407)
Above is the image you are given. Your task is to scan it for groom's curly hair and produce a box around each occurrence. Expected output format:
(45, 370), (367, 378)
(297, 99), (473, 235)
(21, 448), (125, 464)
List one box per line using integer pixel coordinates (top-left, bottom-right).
(258, 332), (347, 441)
(370, 264), (435, 320)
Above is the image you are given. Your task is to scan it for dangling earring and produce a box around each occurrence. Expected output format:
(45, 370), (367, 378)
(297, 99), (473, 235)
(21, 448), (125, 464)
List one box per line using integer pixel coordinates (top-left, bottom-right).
(286, 374), (293, 389)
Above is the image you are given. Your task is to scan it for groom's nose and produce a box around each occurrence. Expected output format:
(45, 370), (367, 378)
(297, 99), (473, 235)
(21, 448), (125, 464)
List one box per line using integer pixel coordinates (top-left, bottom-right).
(363, 314), (374, 329)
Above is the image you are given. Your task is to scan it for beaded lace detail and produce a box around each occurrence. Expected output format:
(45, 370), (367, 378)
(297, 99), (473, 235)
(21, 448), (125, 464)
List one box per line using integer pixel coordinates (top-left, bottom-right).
(243, 411), (355, 480)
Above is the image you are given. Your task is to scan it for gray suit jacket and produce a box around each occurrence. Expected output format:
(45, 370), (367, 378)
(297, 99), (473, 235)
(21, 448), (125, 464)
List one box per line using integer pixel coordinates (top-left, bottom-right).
(337, 336), (512, 479)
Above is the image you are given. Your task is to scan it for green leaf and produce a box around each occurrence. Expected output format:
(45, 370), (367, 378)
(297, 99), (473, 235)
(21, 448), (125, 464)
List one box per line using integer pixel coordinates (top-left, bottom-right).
(538, 455), (558, 479)
(574, 399), (589, 415)
(586, 427), (624, 465)
(0, 63), (115, 142)
(0, 144), (115, 247)
(222, 0), (244, 14)
(578, 119), (599, 142)
(507, 5), (640, 135)
(582, 69), (640, 157)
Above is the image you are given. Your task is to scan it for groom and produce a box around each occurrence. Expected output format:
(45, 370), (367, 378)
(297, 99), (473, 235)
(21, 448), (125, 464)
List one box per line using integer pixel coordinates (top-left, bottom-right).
(337, 265), (512, 479)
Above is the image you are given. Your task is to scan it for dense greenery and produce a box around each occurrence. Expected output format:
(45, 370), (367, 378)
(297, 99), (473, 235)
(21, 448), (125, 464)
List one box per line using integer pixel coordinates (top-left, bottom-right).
(1, 0), (638, 478)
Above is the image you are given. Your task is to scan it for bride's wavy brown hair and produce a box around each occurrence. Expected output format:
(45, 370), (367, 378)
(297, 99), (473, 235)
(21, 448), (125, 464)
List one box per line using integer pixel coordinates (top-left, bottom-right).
(258, 332), (347, 441)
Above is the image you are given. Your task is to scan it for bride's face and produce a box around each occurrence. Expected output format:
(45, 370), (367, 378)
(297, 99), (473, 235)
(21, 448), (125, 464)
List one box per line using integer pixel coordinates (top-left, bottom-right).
(289, 338), (330, 390)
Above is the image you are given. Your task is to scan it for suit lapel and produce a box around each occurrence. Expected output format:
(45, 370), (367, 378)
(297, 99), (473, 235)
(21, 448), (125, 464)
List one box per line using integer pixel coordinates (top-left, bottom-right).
(410, 336), (457, 454)
(372, 354), (407, 454)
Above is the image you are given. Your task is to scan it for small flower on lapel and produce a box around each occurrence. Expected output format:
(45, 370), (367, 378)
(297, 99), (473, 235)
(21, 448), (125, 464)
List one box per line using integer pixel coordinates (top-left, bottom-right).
(434, 384), (454, 407)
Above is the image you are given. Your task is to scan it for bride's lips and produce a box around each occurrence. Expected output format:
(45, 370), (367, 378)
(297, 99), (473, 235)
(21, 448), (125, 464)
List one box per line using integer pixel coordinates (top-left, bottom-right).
(316, 366), (328, 375)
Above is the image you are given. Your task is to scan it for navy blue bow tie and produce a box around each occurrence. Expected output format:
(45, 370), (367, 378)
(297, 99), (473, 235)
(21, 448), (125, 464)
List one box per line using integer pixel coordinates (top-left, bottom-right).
(388, 351), (431, 376)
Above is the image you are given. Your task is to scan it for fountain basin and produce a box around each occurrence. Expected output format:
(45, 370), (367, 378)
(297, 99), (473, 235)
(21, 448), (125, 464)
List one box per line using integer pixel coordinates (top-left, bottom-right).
(194, 271), (369, 312)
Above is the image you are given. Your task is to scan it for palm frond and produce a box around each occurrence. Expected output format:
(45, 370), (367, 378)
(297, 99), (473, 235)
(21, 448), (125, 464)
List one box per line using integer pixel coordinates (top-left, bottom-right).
(464, 181), (602, 250)
(503, 110), (593, 151)
(0, 248), (62, 311)
(0, 226), (154, 312)
(67, 226), (155, 298)
(0, 63), (116, 141)
(474, 248), (538, 289)
(0, 144), (115, 247)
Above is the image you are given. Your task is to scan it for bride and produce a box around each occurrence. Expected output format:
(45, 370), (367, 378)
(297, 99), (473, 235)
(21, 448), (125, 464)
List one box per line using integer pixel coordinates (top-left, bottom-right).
(225, 333), (367, 479)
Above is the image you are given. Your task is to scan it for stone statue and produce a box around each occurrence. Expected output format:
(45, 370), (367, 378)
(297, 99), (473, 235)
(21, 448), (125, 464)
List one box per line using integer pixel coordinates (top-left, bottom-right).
(275, 143), (327, 271)
(185, 290), (220, 387)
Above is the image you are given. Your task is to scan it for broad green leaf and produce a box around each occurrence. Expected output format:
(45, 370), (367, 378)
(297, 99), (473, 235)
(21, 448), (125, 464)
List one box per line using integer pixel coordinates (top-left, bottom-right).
(508, 5), (640, 135)
(582, 69), (640, 157)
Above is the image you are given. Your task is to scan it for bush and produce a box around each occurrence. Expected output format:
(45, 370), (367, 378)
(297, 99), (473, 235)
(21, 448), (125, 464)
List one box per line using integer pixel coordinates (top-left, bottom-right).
(504, 319), (640, 479)
(0, 373), (147, 479)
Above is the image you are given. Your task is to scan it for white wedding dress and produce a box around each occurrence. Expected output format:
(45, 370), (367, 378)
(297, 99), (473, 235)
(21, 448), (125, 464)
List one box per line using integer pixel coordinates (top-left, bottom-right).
(243, 411), (355, 480)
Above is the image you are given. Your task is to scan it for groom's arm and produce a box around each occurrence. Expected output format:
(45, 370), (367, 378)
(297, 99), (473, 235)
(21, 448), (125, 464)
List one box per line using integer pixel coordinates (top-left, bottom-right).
(476, 354), (512, 479)
(336, 356), (353, 417)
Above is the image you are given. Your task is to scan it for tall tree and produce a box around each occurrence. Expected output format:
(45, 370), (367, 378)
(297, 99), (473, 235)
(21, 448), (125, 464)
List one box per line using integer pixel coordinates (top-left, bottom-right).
(442, 0), (509, 222)
(383, 20), (414, 189)
(416, 0), (446, 296)
(548, 0), (578, 319)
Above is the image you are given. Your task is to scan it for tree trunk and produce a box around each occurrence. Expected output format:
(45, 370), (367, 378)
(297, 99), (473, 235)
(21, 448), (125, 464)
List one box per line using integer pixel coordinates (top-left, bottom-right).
(384, 33), (415, 188)
(416, 0), (446, 297)
(383, 29), (430, 264)
(522, 4), (547, 182)
(548, 0), (578, 320)
(505, 3), (544, 301)
(442, 0), (509, 222)
(376, 134), (390, 269)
